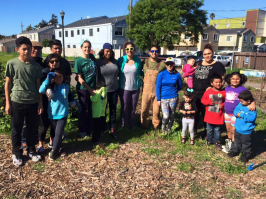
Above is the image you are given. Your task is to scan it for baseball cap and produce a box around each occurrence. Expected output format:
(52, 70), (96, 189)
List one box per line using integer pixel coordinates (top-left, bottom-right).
(103, 43), (113, 50)
(80, 39), (90, 47)
(165, 57), (175, 65)
(31, 41), (43, 49)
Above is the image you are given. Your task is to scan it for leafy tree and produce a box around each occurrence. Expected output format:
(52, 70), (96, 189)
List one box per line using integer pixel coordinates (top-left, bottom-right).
(26, 24), (33, 31)
(210, 13), (215, 20)
(0, 34), (5, 40)
(125, 0), (207, 51)
(42, 38), (51, 47)
(11, 34), (16, 38)
(49, 14), (58, 25)
(38, 19), (48, 28)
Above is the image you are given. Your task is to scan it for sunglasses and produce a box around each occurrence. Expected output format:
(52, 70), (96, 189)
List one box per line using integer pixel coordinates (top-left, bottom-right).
(150, 50), (159, 53)
(125, 47), (134, 51)
(166, 63), (174, 66)
(49, 60), (59, 64)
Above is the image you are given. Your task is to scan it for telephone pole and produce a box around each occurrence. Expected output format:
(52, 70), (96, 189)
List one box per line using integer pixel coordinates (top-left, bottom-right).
(21, 22), (24, 33)
(129, 0), (132, 41)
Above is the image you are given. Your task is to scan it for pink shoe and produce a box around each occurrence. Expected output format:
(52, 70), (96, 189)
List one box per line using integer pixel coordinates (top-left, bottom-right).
(182, 138), (186, 144)
(190, 140), (194, 145)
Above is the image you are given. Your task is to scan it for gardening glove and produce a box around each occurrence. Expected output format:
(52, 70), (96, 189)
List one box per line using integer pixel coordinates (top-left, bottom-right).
(47, 72), (56, 81)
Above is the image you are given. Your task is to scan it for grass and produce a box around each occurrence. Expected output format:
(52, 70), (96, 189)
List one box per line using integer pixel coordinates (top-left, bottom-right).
(226, 187), (243, 199)
(42, 53), (75, 61)
(0, 52), (19, 67)
(32, 162), (46, 173)
(177, 162), (194, 173)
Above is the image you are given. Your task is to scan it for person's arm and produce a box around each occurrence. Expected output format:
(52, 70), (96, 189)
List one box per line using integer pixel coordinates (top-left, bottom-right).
(39, 79), (50, 94)
(5, 77), (12, 115)
(234, 103), (241, 117)
(77, 74), (95, 95)
(242, 110), (257, 123)
(177, 73), (183, 91)
(247, 100), (256, 111)
(201, 91), (213, 106)
(36, 79), (43, 115)
(156, 73), (162, 106)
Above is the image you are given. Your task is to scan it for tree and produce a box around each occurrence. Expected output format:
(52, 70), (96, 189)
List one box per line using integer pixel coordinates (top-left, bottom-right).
(49, 14), (58, 25)
(26, 24), (33, 31)
(38, 19), (48, 28)
(126, 0), (207, 51)
(210, 13), (215, 20)
(42, 38), (51, 47)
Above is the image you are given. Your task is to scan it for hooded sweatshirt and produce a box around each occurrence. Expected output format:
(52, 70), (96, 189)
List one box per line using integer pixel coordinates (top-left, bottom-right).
(90, 87), (107, 118)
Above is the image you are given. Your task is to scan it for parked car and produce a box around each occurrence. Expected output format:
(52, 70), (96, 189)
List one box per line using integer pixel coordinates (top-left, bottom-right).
(182, 55), (201, 67)
(213, 55), (231, 66)
(180, 51), (192, 56)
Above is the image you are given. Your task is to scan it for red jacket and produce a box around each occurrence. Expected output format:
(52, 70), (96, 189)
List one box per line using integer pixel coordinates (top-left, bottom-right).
(201, 88), (226, 125)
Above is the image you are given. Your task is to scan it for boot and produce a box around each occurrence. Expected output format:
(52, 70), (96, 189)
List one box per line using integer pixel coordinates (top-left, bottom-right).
(239, 152), (249, 163)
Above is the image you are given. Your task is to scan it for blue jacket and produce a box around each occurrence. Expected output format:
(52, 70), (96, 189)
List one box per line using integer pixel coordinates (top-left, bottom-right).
(117, 55), (143, 90)
(39, 79), (69, 120)
(234, 103), (257, 134)
(156, 70), (182, 101)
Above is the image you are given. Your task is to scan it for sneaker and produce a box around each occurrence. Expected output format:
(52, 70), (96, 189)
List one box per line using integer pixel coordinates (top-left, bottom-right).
(182, 138), (186, 144)
(62, 131), (69, 140)
(215, 143), (222, 151)
(21, 142), (28, 150)
(227, 151), (239, 158)
(49, 150), (57, 160)
(80, 132), (87, 138)
(190, 140), (194, 145)
(110, 128), (117, 138)
(12, 154), (23, 166)
(28, 152), (41, 162)
(59, 147), (66, 157)
(48, 142), (53, 148)
(37, 147), (44, 154)
(239, 153), (249, 163)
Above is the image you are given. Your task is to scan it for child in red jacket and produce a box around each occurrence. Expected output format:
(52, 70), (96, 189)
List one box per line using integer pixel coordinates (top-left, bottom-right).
(201, 75), (225, 150)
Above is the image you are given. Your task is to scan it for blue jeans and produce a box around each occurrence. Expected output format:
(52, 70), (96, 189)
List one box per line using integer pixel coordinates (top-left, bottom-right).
(206, 123), (222, 144)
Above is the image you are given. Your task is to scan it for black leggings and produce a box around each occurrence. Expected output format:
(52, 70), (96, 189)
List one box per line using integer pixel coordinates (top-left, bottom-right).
(106, 89), (119, 130)
(193, 92), (206, 137)
(50, 118), (67, 152)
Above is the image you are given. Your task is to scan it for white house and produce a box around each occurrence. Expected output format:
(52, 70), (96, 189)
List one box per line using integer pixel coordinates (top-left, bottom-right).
(55, 15), (127, 50)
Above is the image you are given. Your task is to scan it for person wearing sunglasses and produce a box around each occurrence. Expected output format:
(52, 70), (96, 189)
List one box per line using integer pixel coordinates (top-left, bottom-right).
(156, 57), (182, 134)
(117, 41), (143, 129)
(141, 45), (166, 133)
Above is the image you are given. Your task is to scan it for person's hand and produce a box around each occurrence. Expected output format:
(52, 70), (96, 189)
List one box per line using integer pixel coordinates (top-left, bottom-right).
(38, 104), (43, 115)
(206, 87), (212, 91)
(237, 112), (240, 118)
(187, 111), (190, 114)
(219, 104), (223, 109)
(5, 103), (12, 116)
(157, 101), (161, 106)
(211, 100), (215, 105)
(247, 103), (256, 111)
(47, 72), (56, 81)
(90, 90), (96, 96)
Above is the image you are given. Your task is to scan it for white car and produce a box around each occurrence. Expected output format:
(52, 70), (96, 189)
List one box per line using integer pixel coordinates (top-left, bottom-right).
(213, 55), (231, 66)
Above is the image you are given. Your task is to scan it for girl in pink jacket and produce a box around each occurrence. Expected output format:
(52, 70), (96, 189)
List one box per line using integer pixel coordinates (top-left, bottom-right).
(182, 57), (197, 88)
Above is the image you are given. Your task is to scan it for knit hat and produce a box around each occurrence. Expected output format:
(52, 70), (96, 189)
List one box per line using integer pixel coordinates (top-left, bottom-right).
(31, 41), (43, 49)
(103, 43), (112, 50)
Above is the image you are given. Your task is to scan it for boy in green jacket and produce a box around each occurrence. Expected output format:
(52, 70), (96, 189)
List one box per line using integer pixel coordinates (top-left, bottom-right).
(90, 81), (107, 145)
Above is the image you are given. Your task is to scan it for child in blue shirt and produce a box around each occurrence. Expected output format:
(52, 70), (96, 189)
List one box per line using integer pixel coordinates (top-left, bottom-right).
(227, 90), (257, 163)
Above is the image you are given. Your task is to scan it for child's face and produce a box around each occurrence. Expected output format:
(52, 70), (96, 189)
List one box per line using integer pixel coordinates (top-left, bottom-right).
(230, 75), (241, 87)
(239, 99), (251, 106)
(183, 95), (192, 103)
(51, 45), (62, 56)
(53, 72), (63, 85)
(81, 42), (91, 55)
(16, 44), (31, 60)
(48, 58), (60, 69)
(211, 78), (222, 90)
(187, 59), (195, 66)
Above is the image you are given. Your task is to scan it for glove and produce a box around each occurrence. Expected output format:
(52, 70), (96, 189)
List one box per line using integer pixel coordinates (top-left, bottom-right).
(46, 88), (54, 99)
(47, 72), (56, 81)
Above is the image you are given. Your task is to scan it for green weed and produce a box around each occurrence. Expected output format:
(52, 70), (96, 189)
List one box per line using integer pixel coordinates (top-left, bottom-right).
(226, 187), (243, 199)
(177, 162), (194, 173)
(32, 162), (46, 173)
(106, 143), (119, 151)
(142, 148), (161, 155)
(219, 162), (247, 175)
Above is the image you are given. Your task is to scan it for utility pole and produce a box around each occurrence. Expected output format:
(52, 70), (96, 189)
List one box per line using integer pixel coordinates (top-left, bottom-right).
(129, 0), (132, 41)
(21, 22), (24, 33)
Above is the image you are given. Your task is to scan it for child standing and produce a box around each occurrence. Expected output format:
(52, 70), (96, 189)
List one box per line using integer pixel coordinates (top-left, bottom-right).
(223, 72), (248, 153)
(5, 36), (42, 166)
(228, 90), (257, 163)
(90, 81), (107, 145)
(182, 57), (197, 88)
(39, 69), (71, 160)
(201, 75), (226, 150)
(179, 89), (198, 145)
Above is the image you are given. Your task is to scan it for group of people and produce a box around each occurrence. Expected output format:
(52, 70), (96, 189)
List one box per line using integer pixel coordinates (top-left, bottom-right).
(4, 36), (257, 166)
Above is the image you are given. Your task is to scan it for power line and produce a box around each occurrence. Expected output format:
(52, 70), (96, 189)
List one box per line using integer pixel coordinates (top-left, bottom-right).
(205, 7), (266, 12)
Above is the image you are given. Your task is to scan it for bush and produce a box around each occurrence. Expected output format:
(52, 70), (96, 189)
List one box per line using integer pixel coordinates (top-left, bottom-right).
(42, 39), (51, 47)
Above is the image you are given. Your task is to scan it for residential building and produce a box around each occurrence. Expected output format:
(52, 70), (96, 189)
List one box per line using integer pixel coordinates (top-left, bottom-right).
(17, 25), (56, 45)
(54, 15), (127, 49)
(218, 28), (255, 52)
(0, 38), (16, 53)
(210, 9), (266, 43)
(254, 43), (266, 52)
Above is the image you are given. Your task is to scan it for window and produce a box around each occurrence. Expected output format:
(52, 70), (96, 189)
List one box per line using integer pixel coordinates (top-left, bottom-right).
(77, 30), (80, 35)
(89, 29), (93, 36)
(213, 34), (219, 41)
(30, 35), (32, 39)
(226, 22), (230, 27)
(250, 36), (255, 42)
(242, 21), (245, 26)
(203, 33), (208, 40)
(226, 36), (233, 42)
(65, 31), (68, 37)
(243, 35), (247, 42)
(184, 34), (190, 40)
(59, 31), (62, 37)
(115, 27), (123, 36)
(214, 24), (219, 28)
(82, 29), (85, 35)
(34, 34), (36, 40)
(67, 45), (70, 48)
(97, 28), (100, 32)
(73, 45), (76, 48)
(71, 30), (74, 37)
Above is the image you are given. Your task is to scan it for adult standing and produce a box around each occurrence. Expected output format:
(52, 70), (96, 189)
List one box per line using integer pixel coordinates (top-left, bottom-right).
(118, 41), (142, 129)
(193, 44), (226, 138)
(75, 39), (97, 137)
(156, 57), (182, 133)
(141, 45), (166, 132)
(97, 43), (119, 138)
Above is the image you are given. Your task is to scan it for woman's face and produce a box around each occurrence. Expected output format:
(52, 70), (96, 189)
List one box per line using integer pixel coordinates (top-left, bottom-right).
(81, 42), (91, 55)
(166, 62), (175, 72)
(125, 44), (135, 57)
(203, 49), (214, 63)
(48, 58), (60, 69)
(104, 49), (112, 59)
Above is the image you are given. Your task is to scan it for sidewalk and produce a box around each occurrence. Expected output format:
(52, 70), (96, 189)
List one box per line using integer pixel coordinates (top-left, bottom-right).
(245, 82), (266, 91)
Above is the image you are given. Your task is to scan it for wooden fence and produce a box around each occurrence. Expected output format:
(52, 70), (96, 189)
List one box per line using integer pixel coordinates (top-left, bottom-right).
(233, 52), (266, 70)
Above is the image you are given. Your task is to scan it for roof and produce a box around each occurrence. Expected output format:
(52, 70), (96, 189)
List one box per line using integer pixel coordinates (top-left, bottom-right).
(63, 15), (126, 29)
(203, 25), (220, 33)
(0, 38), (16, 44)
(218, 28), (247, 35)
(19, 25), (57, 34)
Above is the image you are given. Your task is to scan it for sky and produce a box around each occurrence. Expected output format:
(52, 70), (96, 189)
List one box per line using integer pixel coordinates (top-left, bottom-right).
(0, 0), (265, 36)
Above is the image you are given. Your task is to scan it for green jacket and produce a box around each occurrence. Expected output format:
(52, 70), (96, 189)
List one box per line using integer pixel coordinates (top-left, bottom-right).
(90, 87), (107, 118)
(117, 55), (143, 90)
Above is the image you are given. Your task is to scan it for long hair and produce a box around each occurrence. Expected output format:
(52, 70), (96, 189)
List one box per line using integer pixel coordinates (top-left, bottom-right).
(44, 53), (61, 67)
(224, 72), (247, 86)
(98, 49), (115, 61)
